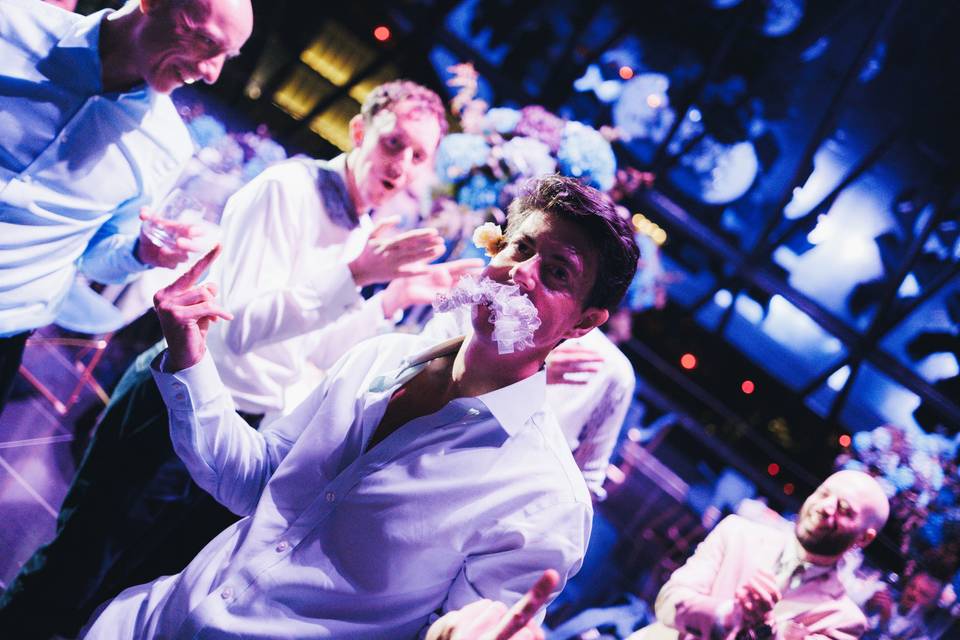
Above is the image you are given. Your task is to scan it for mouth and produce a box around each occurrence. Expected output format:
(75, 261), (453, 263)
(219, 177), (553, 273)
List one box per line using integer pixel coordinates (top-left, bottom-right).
(381, 179), (395, 191)
(176, 70), (199, 85)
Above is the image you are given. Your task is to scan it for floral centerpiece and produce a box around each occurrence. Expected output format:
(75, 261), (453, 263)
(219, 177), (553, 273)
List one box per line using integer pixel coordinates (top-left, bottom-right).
(429, 63), (667, 312)
(836, 423), (960, 577)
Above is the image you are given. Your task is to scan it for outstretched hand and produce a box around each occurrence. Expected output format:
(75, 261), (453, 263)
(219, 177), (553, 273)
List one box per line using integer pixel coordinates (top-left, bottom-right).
(425, 569), (559, 640)
(348, 216), (446, 287)
(381, 258), (484, 318)
(153, 245), (233, 372)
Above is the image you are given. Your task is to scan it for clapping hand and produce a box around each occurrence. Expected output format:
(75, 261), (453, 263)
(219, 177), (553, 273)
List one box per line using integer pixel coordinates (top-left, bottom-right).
(734, 570), (781, 628)
(348, 216), (446, 287)
(426, 570), (559, 640)
(545, 344), (603, 385)
(381, 259), (484, 317)
(152, 245), (233, 372)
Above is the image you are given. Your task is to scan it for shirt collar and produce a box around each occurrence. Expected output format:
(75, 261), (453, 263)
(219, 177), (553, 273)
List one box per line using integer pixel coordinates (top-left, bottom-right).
(476, 367), (546, 437)
(53, 9), (113, 94)
(378, 336), (548, 436)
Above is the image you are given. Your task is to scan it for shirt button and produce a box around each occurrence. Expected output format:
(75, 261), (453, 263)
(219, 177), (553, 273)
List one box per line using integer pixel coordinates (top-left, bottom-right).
(275, 540), (290, 553)
(467, 408), (480, 417)
(220, 586), (234, 600)
(59, 133), (68, 143)
(175, 393), (185, 401)
(325, 491), (336, 502)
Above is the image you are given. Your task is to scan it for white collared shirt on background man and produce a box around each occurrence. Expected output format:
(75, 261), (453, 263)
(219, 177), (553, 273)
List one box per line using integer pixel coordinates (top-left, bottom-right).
(205, 156), (398, 417)
(0, 0), (192, 336)
(82, 332), (591, 639)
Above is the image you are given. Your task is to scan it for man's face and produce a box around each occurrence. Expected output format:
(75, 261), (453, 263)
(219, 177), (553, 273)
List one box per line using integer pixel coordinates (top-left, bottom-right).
(795, 477), (873, 556)
(349, 101), (442, 210)
(900, 573), (942, 613)
(137, 0), (253, 94)
(479, 209), (606, 353)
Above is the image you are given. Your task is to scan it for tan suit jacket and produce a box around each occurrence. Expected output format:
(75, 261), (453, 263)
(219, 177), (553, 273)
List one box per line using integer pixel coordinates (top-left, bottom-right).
(629, 515), (867, 640)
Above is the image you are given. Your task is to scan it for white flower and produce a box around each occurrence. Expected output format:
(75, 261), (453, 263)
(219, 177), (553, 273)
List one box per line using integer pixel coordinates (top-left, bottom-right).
(472, 222), (504, 257)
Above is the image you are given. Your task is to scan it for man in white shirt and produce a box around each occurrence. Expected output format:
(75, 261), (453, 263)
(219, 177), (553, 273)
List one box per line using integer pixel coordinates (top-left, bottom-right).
(82, 175), (641, 638)
(0, 0), (254, 417)
(0, 80), (476, 638)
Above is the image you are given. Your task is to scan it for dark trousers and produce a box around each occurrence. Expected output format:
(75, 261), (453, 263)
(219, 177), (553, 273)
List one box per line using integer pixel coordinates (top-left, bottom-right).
(0, 342), (262, 639)
(0, 331), (31, 419)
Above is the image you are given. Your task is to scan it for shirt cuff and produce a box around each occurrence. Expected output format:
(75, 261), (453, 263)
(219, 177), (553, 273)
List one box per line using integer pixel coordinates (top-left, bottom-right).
(317, 259), (364, 308)
(151, 349), (227, 413)
(123, 234), (153, 272)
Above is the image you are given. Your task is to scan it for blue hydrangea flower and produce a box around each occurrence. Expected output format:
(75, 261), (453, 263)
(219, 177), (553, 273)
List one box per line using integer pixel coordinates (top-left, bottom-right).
(456, 173), (505, 211)
(500, 136), (556, 178)
(852, 431), (872, 453)
(187, 115), (227, 149)
(436, 134), (491, 183)
(557, 121), (617, 191)
(891, 466), (916, 491)
(484, 107), (522, 134)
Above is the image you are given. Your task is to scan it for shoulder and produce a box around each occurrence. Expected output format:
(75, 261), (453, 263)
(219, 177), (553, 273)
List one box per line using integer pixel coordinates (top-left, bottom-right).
(143, 94), (193, 162)
(0, 0), (72, 37)
(575, 329), (635, 387)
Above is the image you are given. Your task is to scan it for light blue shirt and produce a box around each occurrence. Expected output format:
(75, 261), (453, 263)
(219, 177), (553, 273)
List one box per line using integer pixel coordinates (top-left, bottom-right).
(0, 0), (193, 336)
(83, 333), (592, 639)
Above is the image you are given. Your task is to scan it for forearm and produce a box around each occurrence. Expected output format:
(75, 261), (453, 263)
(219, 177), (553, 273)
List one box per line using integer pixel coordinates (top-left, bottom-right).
(304, 293), (397, 370)
(78, 233), (150, 284)
(222, 260), (362, 354)
(152, 350), (279, 515)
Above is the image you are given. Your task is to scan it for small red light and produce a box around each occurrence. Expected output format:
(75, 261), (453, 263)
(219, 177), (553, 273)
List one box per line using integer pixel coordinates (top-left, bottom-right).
(767, 463), (780, 476)
(619, 66), (634, 80)
(680, 353), (697, 370)
(838, 434), (852, 447)
(373, 26), (391, 42)
(783, 483), (795, 496)
(741, 380), (755, 394)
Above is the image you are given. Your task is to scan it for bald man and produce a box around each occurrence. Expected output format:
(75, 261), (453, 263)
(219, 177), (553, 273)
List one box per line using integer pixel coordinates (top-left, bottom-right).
(630, 471), (890, 640)
(0, 0), (253, 418)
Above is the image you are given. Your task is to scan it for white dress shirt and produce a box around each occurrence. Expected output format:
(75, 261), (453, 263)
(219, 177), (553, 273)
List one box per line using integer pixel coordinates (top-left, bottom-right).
(0, 0), (193, 336)
(423, 312), (635, 496)
(83, 332), (591, 638)
(205, 156), (397, 416)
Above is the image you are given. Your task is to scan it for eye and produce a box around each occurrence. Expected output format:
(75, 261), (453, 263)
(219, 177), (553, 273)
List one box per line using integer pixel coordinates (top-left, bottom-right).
(383, 136), (403, 152)
(548, 264), (569, 282)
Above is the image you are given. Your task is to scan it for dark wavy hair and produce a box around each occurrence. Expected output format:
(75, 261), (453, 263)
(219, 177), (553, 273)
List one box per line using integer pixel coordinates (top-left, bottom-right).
(505, 175), (640, 311)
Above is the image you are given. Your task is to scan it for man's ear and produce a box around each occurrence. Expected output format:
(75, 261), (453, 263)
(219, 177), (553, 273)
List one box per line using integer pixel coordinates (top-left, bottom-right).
(348, 114), (365, 149)
(565, 307), (609, 340)
(857, 528), (877, 549)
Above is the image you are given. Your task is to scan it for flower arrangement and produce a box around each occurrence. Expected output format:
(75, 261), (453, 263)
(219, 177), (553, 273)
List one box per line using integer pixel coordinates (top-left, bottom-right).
(836, 423), (960, 575)
(429, 63), (669, 311)
(433, 63), (617, 219)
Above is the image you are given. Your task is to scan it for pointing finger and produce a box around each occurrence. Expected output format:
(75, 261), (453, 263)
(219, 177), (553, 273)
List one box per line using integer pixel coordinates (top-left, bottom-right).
(169, 244), (221, 291)
(490, 569), (559, 640)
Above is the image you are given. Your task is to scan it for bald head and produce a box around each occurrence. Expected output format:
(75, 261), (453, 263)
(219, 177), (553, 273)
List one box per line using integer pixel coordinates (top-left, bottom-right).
(794, 470), (890, 560)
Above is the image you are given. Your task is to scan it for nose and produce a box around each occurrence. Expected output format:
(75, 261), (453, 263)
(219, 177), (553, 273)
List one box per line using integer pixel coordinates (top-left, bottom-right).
(386, 148), (415, 181)
(199, 54), (226, 84)
(509, 255), (539, 292)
